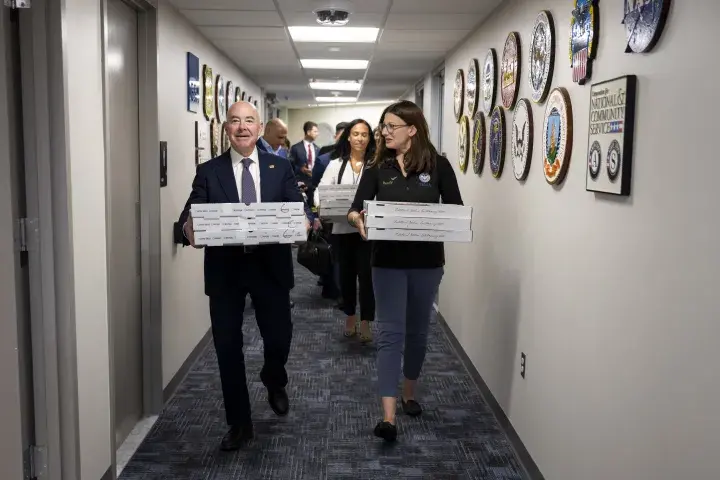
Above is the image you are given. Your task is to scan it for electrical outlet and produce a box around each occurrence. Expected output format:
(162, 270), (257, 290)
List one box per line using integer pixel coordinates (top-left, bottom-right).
(520, 352), (526, 378)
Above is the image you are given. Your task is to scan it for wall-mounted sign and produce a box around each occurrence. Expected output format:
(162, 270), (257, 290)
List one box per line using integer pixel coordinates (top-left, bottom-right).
(202, 65), (213, 120)
(472, 111), (486, 175)
(489, 106), (506, 178)
(623, 0), (671, 53)
(511, 98), (534, 181)
(529, 10), (555, 103)
(501, 32), (520, 109)
(453, 68), (465, 122)
(466, 58), (479, 117)
(570, 0), (598, 85)
(482, 49), (497, 114)
(586, 75), (637, 196)
(458, 115), (469, 173)
(186, 53), (200, 113)
(542, 87), (573, 185)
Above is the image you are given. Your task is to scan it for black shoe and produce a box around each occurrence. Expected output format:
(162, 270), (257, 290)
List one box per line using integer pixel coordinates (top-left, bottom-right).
(373, 421), (397, 442)
(401, 398), (423, 417)
(220, 424), (253, 451)
(268, 387), (290, 416)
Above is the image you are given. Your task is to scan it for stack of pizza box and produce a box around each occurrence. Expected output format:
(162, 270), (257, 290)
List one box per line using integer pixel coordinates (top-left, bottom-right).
(318, 184), (357, 222)
(191, 202), (306, 246)
(363, 200), (473, 242)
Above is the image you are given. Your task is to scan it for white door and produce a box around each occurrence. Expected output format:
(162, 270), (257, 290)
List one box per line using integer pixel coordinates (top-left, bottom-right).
(0, 5), (36, 479)
(106, 0), (143, 446)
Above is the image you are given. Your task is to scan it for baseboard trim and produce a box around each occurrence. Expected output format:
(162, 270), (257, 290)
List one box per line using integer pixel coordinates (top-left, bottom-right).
(433, 304), (544, 480)
(163, 328), (213, 403)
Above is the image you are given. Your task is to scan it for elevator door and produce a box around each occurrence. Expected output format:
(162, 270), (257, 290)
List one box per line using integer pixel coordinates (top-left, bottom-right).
(0, 6), (35, 478)
(106, 0), (143, 446)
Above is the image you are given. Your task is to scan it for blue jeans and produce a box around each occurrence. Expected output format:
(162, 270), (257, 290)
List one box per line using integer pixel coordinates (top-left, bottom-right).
(372, 267), (443, 397)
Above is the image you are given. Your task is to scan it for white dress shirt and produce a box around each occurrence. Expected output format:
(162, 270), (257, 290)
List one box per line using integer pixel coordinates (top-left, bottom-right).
(315, 157), (363, 235)
(230, 146), (262, 202)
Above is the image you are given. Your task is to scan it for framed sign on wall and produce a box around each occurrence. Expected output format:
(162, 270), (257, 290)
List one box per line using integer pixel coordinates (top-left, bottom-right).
(586, 75), (637, 196)
(186, 53), (200, 113)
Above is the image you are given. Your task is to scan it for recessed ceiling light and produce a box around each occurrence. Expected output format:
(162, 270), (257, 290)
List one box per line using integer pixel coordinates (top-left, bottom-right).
(329, 47), (341, 52)
(301, 59), (368, 69)
(315, 96), (357, 102)
(288, 26), (379, 43)
(309, 81), (362, 91)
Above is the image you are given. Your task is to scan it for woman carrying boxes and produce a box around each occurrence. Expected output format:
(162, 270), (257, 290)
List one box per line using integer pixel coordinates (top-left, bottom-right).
(347, 100), (465, 442)
(315, 118), (378, 343)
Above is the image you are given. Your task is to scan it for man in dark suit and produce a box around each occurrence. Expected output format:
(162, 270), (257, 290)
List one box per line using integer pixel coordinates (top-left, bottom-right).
(288, 121), (319, 185)
(179, 101), (310, 451)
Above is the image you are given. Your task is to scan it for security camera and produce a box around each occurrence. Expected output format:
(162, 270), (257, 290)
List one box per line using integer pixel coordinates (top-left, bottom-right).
(312, 0), (353, 25)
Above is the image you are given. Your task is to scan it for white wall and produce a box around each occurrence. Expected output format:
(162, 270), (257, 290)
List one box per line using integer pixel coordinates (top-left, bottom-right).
(433, 1), (718, 480)
(64, 0), (112, 478)
(158, 0), (263, 388)
(287, 104), (390, 145)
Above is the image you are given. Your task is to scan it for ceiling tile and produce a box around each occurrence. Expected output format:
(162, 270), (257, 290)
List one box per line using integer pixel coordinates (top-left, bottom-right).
(169, 0), (276, 10)
(199, 26), (287, 41)
(385, 13), (482, 30)
(390, 0), (500, 14)
(212, 39), (295, 54)
(380, 29), (469, 43)
(375, 40), (456, 53)
(294, 42), (375, 58)
(180, 10), (283, 27)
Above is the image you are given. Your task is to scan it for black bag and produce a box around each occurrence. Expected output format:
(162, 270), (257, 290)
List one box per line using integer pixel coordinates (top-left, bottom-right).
(297, 231), (333, 276)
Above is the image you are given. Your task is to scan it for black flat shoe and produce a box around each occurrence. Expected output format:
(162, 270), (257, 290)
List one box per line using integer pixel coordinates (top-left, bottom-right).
(401, 398), (422, 417)
(268, 387), (290, 416)
(220, 424), (253, 451)
(373, 421), (397, 442)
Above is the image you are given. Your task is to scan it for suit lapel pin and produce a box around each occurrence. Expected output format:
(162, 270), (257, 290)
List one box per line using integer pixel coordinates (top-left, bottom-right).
(269, 164), (275, 168)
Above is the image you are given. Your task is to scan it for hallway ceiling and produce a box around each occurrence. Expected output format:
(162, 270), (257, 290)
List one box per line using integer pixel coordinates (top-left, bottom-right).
(168, 0), (501, 108)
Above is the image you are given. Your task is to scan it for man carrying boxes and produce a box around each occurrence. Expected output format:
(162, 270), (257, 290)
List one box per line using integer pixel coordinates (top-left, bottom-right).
(177, 101), (311, 452)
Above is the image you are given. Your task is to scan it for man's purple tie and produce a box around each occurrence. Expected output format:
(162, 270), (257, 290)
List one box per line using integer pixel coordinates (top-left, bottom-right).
(240, 158), (257, 203)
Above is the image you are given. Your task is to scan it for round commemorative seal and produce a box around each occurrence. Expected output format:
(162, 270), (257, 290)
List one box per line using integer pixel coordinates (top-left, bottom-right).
(606, 139), (621, 181)
(588, 140), (602, 179)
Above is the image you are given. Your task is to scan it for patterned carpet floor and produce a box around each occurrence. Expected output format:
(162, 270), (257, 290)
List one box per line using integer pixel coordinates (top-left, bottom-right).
(119, 259), (527, 479)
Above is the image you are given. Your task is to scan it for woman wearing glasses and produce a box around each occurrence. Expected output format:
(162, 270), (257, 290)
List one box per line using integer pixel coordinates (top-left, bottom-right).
(347, 101), (463, 442)
(315, 118), (377, 342)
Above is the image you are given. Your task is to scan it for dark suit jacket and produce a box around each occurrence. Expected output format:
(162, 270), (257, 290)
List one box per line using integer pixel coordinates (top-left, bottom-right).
(178, 149), (309, 296)
(289, 140), (320, 181)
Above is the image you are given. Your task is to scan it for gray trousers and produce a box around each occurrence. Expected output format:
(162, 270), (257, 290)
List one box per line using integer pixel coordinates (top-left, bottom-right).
(372, 267), (444, 397)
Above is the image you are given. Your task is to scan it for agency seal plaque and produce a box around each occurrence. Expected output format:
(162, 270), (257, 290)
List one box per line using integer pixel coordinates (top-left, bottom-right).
(202, 65), (214, 121)
(481, 49), (497, 114)
(472, 112), (486, 175)
(585, 75), (637, 195)
(235, 87), (241, 103)
(458, 115), (470, 173)
(501, 32), (520, 109)
(511, 98), (534, 181)
(466, 58), (479, 117)
(489, 106), (506, 178)
(215, 75), (226, 122)
(623, 0), (671, 53)
(529, 11), (555, 103)
(570, 0), (598, 85)
(226, 81), (234, 109)
(453, 68), (465, 122)
(542, 87), (573, 185)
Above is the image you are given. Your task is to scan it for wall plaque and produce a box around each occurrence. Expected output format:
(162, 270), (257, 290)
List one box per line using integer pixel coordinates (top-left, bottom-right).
(511, 98), (533, 181)
(623, 0), (671, 53)
(586, 75), (637, 195)
(570, 0), (598, 85)
(481, 49), (497, 114)
(501, 32), (520, 109)
(202, 65), (213, 120)
(472, 111), (486, 175)
(453, 68), (465, 122)
(186, 53), (200, 113)
(529, 11), (555, 103)
(226, 81), (234, 109)
(215, 75), (226, 122)
(458, 115), (469, 173)
(466, 58), (479, 117)
(489, 106), (506, 178)
(542, 87), (573, 185)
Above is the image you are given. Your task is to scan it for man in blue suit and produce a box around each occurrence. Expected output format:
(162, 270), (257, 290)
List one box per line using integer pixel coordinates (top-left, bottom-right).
(288, 121), (319, 186)
(179, 101), (310, 451)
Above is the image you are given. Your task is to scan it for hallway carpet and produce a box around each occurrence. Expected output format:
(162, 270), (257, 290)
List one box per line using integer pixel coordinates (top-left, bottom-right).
(119, 260), (526, 479)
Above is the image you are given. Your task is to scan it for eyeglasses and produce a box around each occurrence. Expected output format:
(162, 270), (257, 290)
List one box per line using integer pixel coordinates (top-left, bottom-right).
(378, 123), (408, 133)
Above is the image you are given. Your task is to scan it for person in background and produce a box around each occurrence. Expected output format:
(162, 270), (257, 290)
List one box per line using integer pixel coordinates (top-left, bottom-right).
(178, 101), (311, 451)
(289, 121), (319, 185)
(258, 118), (289, 158)
(315, 119), (376, 342)
(347, 100), (463, 443)
(309, 121), (349, 306)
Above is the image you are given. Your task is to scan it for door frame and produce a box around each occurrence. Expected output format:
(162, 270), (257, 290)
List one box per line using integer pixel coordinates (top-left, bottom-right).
(12, 0), (161, 477)
(100, 0), (162, 462)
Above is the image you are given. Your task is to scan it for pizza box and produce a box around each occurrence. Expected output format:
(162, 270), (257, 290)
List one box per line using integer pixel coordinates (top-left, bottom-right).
(364, 215), (471, 231)
(190, 202), (305, 219)
(363, 200), (471, 219)
(365, 228), (472, 243)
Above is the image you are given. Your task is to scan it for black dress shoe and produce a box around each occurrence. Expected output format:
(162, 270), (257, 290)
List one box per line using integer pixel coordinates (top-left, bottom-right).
(373, 421), (397, 442)
(220, 424), (253, 451)
(401, 398), (423, 417)
(268, 387), (290, 416)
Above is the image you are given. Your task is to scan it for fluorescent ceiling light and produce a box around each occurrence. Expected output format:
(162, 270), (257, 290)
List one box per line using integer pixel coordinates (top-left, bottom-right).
(288, 26), (379, 43)
(309, 81), (362, 91)
(301, 59), (368, 69)
(315, 97), (357, 103)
